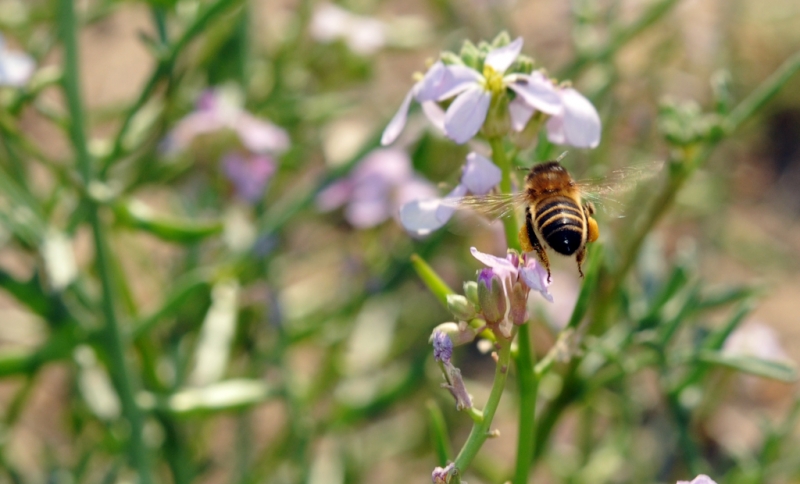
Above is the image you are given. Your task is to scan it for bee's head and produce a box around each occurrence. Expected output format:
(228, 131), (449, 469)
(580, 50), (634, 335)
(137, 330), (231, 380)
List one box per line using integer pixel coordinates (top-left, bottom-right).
(525, 161), (573, 193)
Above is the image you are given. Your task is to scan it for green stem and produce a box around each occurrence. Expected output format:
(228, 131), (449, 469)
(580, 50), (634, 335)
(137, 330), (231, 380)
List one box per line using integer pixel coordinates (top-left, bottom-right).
(58, 1), (152, 481)
(489, 137), (519, 250)
(453, 332), (514, 478)
(513, 324), (537, 484)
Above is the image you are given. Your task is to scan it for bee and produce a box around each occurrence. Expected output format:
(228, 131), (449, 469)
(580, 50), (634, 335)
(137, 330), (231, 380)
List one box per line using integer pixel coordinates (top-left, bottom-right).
(459, 157), (661, 280)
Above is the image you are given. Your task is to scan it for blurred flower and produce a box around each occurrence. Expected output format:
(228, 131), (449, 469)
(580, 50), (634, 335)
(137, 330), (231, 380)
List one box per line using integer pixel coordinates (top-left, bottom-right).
(222, 152), (276, 204)
(722, 321), (792, 363)
(0, 34), (34, 87)
(164, 87), (289, 155)
(432, 330), (453, 363)
(471, 246), (551, 336)
(510, 83), (602, 148)
(677, 475), (717, 484)
(432, 463), (455, 483)
(316, 148), (436, 228)
(399, 152), (501, 236)
(310, 3), (387, 56)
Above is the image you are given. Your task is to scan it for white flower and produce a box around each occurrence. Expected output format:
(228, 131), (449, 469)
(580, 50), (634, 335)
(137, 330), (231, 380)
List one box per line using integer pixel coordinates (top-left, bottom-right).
(0, 34), (34, 87)
(310, 4), (387, 56)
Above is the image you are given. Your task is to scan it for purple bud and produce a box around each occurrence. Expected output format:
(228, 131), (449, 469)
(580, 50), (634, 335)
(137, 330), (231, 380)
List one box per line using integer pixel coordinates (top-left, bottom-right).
(432, 463), (455, 484)
(432, 330), (453, 363)
(477, 268), (506, 324)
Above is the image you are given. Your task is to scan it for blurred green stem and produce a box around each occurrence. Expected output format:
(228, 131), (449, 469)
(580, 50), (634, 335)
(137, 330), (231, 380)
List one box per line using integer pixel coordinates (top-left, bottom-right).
(513, 325), (537, 484)
(58, 0), (152, 481)
(453, 330), (514, 480)
(489, 137), (519, 249)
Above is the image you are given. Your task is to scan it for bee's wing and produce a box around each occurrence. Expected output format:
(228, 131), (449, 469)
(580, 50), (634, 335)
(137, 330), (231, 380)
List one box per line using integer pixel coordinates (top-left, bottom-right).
(453, 192), (529, 220)
(576, 161), (664, 217)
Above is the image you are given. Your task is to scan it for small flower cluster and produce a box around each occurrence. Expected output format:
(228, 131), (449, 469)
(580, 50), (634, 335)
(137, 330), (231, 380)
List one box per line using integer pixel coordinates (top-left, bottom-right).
(381, 32), (600, 148)
(165, 87), (289, 204)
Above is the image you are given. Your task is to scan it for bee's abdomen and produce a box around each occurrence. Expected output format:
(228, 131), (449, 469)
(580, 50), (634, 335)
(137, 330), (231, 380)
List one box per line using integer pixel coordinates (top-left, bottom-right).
(535, 196), (584, 256)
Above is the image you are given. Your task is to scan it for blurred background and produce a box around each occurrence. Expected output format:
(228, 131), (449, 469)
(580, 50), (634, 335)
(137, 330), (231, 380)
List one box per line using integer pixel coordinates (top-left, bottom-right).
(0, 0), (800, 482)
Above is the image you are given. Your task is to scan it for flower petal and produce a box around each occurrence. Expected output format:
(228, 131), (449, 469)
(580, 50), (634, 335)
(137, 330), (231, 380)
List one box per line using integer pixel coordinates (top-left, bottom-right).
(461, 152), (501, 195)
(470, 247), (516, 280)
(519, 263), (553, 302)
(235, 114), (290, 154)
(400, 198), (449, 236)
(345, 195), (391, 228)
(545, 114), (566, 145)
(381, 89), (414, 145)
(508, 97), (534, 132)
(559, 88), (601, 148)
(416, 63), (482, 102)
(223, 153), (277, 203)
(507, 72), (562, 115)
(434, 184), (467, 223)
(315, 180), (353, 212)
(485, 37), (523, 74)
(444, 86), (491, 144)
(420, 101), (445, 132)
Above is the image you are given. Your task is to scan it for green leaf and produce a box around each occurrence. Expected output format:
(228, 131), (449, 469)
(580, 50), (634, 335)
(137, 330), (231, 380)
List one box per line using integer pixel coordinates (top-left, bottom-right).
(114, 200), (223, 243)
(141, 379), (276, 417)
(697, 351), (798, 382)
(410, 253), (456, 308)
(426, 400), (452, 466)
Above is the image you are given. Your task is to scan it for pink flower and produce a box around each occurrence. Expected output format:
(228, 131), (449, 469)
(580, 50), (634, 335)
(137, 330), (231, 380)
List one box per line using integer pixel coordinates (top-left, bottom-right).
(399, 152), (501, 236)
(222, 152), (277, 203)
(165, 88), (289, 155)
(0, 34), (34, 87)
(316, 148), (436, 228)
(470, 246), (551, 336)
(381, 37), (565, 145)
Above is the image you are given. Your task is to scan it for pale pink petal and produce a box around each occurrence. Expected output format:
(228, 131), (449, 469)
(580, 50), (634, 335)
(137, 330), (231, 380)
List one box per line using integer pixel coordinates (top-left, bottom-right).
(164, 110), (226, 152)
(470, 247), (516, 280)
(394, 177), (438, 208)
(223, 153), (276, 203)
(381, 89), (414, 145)
(354, 148), (413, 182)
(434, 184), (467, 223)
(545, 114), (566, 145)
(421, 101), (445, 132)
(558, 88), (601, 148)
(444, 86), (491, 144)
(484, 37), (523, 73)
(345, 196), (391, 228)
(315, 180), (353, 212)
(423, 64), (483, 101)
(508, 97), (534, 132)
(519, 260), (553, 302)
(461, 152), (501, 195)
(235, 114), (290, 154)
(400, 198), (449, 236)
(507, 72), (562, 115)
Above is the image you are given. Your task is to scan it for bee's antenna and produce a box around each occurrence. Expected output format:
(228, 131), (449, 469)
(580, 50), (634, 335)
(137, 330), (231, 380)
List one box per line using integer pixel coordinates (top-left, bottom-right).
(556, 151), (569, 162)
(515, 166), (529, 172)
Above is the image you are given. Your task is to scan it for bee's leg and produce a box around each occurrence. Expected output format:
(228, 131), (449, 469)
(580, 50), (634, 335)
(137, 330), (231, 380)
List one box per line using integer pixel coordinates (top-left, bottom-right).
(575, 245), (586, 278)
(523, 207), (551, 282)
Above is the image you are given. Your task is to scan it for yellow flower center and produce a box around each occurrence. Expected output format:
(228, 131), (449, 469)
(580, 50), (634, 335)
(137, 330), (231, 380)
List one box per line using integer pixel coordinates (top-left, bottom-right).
(482, 65), (505, 95)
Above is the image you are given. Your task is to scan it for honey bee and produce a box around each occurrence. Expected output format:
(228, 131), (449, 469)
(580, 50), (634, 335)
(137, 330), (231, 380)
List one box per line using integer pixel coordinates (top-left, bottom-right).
(459, 158), (661, 280)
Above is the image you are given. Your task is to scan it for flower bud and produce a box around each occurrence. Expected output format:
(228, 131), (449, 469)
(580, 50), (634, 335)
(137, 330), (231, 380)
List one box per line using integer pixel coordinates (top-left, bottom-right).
(432, 330), (453, 363)
(490, 31), (512, 49)
(477, 268), (506, 324)
(509, 281), (530, 325)
(446, 294), (476, 321)
(431, 322), (478, 347)
(459, 40), (481, 69)
(463, 281), (479, 307)
(439, 51), (461, 66)
(432, 463), (455, 484)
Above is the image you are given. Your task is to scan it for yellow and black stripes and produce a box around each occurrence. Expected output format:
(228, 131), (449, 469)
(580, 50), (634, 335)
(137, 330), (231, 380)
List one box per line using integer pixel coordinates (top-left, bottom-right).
(533, 196), (584, 256)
